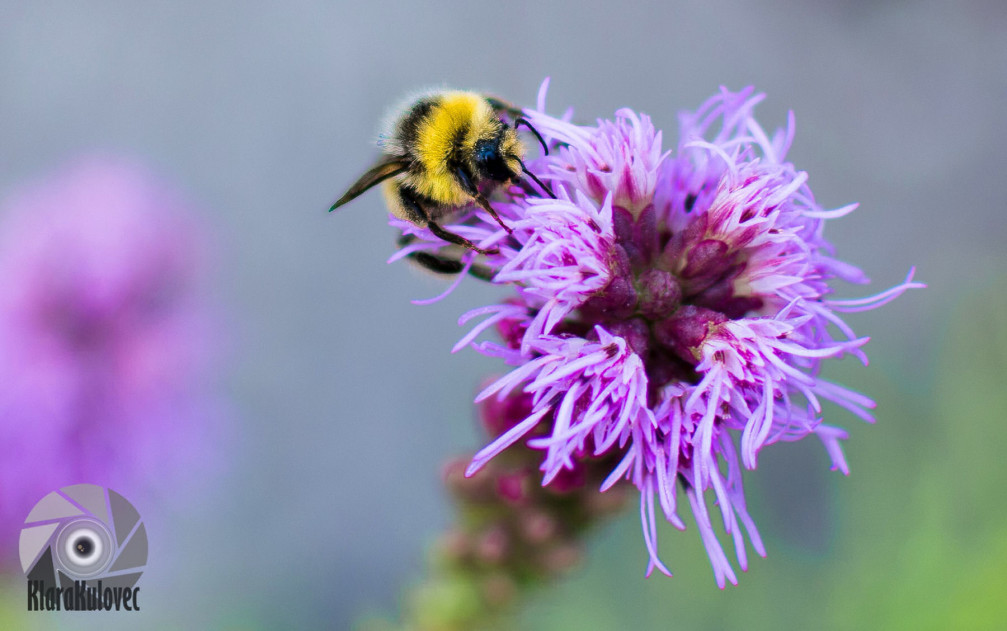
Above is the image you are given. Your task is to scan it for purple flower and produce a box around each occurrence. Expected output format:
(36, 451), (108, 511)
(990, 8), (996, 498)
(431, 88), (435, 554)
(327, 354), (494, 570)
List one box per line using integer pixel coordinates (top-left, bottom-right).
(0, 158), (221, 563)
(531, 107), (667, 217)
(393, 81), (924, 586)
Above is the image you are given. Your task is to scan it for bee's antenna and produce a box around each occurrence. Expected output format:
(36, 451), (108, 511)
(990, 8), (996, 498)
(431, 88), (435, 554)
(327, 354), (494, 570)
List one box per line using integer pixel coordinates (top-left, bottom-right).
(514, 118), (550, 156)
(516, 157), (556, 199)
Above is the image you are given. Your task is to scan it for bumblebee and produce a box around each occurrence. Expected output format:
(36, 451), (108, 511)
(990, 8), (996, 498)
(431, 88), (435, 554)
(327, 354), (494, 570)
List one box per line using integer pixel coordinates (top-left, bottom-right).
(330, 90), (552, 255)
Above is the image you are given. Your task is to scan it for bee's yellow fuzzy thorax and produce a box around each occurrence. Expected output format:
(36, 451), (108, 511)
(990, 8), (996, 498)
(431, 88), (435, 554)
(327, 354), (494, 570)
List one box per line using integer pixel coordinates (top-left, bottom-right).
(413, 91), (495, 204)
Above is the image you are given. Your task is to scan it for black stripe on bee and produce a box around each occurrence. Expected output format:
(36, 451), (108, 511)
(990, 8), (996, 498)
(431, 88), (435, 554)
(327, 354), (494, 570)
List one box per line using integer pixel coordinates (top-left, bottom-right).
(398, 98), (437, 149)
(450, 123), (470, 155)
(397, 183), (441, 225)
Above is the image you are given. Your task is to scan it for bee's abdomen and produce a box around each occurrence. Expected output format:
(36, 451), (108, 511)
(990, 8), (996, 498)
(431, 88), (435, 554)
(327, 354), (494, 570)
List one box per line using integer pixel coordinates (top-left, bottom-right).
(385, 180), (448, 226)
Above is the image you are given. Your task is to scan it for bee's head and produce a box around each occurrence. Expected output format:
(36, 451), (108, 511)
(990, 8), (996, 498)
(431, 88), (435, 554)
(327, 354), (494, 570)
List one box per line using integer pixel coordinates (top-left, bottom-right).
(473, 126), (523, 183)
(473, 117), (555, 199)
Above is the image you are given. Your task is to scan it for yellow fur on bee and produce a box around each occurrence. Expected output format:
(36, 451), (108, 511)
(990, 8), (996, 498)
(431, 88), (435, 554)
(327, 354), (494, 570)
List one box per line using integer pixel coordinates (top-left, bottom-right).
(413, 92), (495, 204)
(380, 179), (409, 222)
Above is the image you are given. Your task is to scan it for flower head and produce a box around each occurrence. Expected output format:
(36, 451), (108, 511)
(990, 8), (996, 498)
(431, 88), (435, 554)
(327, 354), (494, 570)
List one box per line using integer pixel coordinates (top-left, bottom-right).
(393, 81), (923, 586)
(0, 158), (222, 562)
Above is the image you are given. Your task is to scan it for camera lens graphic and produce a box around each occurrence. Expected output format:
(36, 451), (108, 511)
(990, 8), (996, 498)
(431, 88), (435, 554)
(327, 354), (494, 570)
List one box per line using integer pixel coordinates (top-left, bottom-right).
(55, 519), (113, 578)
(20, 484), (147, 589)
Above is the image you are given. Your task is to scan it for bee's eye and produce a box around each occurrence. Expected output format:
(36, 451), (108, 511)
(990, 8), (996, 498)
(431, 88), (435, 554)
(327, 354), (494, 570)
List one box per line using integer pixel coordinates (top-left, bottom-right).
(474, 139), (513, 181)
(474, 141), (498, 164)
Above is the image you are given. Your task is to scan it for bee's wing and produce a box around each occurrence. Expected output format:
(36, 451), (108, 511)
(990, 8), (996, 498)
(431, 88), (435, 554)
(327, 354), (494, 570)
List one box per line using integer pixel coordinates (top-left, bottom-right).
(330, 157), (409, 211)
(484, 95), (524, 122)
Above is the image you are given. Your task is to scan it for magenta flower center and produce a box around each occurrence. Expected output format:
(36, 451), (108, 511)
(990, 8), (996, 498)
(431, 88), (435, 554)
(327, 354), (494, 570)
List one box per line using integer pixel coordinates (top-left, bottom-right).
(571, 202), (755, 399)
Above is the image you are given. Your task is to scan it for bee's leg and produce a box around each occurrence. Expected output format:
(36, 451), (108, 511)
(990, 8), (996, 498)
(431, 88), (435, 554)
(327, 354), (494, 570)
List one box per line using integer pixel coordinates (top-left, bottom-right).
(473, 195), (514, 235)
(461, 261), (496, 282)
(397, 234), (463, 273)
(426, 221), (499, 256)
(397, 234), (497, 279)
(452, 165), (514, 234)
(408, 251), (465, 274)
(398, 185), (499, 255)
(413, 252), (496, 280)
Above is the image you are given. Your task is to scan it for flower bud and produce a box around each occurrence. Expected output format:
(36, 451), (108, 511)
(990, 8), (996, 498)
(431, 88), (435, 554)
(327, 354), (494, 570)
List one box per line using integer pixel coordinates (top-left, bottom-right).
(518, 510), (557, 544)
(580, 274), (637, 319)
(545, 461), (587, 493)
(495, 310), (527, 350)
(495, 471), (528, 504)
(654, 305), (727, 364)
(612, 204), (659, 266)
(637, 268), (682, 319)
(539, 542), (582, 574)
(478, 391), (534, 438)
(474, 526), (510, 565)
(604, 318), (650, 357)
(681, 238), (730, 280)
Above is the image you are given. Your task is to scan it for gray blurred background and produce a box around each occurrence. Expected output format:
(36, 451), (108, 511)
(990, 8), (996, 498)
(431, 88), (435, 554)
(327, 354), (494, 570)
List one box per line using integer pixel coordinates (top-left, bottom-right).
(1, 1), (1005, 629)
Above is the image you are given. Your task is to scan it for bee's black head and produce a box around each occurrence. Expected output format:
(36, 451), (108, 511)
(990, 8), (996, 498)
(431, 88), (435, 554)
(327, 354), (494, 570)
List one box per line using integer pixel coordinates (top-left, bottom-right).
(473, 129), (519, 183)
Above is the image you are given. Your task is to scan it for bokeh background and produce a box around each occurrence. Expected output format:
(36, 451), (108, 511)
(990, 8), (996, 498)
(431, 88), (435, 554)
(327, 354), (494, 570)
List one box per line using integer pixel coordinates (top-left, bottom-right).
(1, 1), (1004, 629)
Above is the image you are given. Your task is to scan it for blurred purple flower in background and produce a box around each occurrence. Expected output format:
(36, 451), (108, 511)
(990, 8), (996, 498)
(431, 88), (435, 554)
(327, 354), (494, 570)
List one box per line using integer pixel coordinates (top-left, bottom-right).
(0, 158), (222, 563)
(393, 81), (924, 587)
